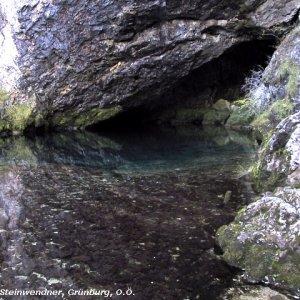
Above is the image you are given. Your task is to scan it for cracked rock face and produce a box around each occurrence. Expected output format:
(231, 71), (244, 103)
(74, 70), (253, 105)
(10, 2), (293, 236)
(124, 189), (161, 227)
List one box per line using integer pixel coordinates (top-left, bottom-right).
(0, 0), (299, 127)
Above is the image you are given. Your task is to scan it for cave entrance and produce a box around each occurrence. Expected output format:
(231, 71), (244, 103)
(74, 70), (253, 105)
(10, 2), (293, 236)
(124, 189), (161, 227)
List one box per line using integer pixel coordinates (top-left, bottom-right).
(88, 37), (277, 132)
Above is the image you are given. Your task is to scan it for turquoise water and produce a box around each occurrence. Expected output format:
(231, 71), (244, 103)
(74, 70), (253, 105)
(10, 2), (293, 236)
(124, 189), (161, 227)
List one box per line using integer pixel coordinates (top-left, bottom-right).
(0, 126), (256, 299)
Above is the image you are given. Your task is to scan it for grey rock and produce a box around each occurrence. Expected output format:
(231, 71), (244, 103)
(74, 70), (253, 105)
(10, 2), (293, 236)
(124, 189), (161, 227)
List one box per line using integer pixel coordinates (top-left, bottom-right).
(269, 112), (300, 152)
(249, 25), (300, 191)
(253, 111), (300, 190)
(222, 286), (290, 300)
(213, 99), (231, 111)
(0, 0), (300, 128)
(286, 124), (300, 173)
(217, 187), (300, 296)
(259, 25), (300, 113)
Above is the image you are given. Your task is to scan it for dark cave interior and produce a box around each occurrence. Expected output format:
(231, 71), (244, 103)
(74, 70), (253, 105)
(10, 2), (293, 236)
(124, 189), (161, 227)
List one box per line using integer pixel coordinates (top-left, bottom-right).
(88, 37), (278, 132)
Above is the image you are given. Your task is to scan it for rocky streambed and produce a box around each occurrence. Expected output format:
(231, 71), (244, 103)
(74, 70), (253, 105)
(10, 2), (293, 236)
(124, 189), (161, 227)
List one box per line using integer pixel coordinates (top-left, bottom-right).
(0, 126), (257, 299)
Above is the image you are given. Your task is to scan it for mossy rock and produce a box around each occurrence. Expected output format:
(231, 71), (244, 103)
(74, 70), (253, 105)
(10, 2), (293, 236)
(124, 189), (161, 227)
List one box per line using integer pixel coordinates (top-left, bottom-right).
(216, 188), (300, 295)
(249, 99), (294, 191)
(52, 106), (122, 128)
(213, 99), (231, 110)
(251, 99), (293, 140)
(226, 106), (255, 126)
(279, 60), (300, 98)
(250, 146), (290, 192)
(202, 109), (230, 125)
(233, 98), (251, 108)
(0, 104), (122, 133)
(0, 90), (9, 105)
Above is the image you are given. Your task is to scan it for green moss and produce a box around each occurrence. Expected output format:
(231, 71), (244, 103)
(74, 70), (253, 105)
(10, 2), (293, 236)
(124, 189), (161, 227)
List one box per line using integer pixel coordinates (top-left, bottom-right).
(0, 164), (11, 174)
(233, 98), (251, 107)
(202, 109), (231, 125)
(251, 145), (291, 192)
(52, 106), (122, 128)
(235, 207), (248, 221)
(216, 223), (246, 266)
(245, 245), (278, 280)
(5, 104), (33, 131)
(251, 99), (293, 139)
(0, 101), (37, 134)
(282, 148), (292, 161)
(251, 110), (269, 129)
(277, 273), (300, 287)
(213, 99), (230, 110)
(0, 119), (9, 132)
(226, 106), (255, 126)
(251, 98), (293, 192)
(218, 220), (300, 286)
(271, 99), (294, 118)
(274, 254), (300, 288)
(279, 60), (300, 97)
(225, 98), (255, 126)
(0, 90), (9, 104)
(250, 151), (269, 191)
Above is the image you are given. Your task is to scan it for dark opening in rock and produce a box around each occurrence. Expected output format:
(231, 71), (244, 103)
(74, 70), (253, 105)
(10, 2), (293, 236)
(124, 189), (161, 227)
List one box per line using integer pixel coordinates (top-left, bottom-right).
(88, 38), (277, 131)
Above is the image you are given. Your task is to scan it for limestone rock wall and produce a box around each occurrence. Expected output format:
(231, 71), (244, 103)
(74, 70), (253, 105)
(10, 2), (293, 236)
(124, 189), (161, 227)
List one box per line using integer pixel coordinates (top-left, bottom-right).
(250, 25), (300, 191)
(0, 0), (299, 128)
(0, 0), (22, 93)
(217, 24), (300, 297)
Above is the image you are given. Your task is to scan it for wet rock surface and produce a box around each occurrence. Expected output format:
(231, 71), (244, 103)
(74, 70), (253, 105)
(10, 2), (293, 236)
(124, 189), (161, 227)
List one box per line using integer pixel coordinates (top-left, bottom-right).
(0, 127), (256, 299)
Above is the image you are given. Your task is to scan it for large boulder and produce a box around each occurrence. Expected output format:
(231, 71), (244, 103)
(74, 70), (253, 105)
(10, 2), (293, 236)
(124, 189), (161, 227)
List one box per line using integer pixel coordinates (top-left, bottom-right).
(0, 0), (299, 129)
(217, 187), (300, 296)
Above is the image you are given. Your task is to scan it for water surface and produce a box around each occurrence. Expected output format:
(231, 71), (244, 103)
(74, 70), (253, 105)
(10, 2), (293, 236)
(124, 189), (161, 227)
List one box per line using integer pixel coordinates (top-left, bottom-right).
(0, 126), (256, 299)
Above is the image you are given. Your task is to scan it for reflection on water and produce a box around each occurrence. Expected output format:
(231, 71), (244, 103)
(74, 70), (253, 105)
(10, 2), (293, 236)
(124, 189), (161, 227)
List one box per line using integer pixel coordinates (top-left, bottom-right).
(0, 126), (256, 299)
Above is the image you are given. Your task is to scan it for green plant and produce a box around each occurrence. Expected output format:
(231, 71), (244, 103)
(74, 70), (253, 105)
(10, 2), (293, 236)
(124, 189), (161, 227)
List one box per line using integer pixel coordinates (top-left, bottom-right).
(0, 90), (9, 104)
(5, 104), (33, 131)
(279, 60), (300, 97)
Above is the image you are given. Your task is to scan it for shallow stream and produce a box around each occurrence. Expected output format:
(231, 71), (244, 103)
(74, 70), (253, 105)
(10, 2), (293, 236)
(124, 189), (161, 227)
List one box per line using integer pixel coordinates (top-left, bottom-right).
(0, 126), (256, 300)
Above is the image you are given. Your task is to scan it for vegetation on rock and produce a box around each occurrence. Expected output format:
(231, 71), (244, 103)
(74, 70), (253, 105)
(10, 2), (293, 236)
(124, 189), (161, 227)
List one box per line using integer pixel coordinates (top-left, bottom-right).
(51, 106), (122, 129)
(0, 103), (34, 133)
(217, 188), (300, 295)
(217, 23), (300, 299)
(0, 90), (9, 104)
